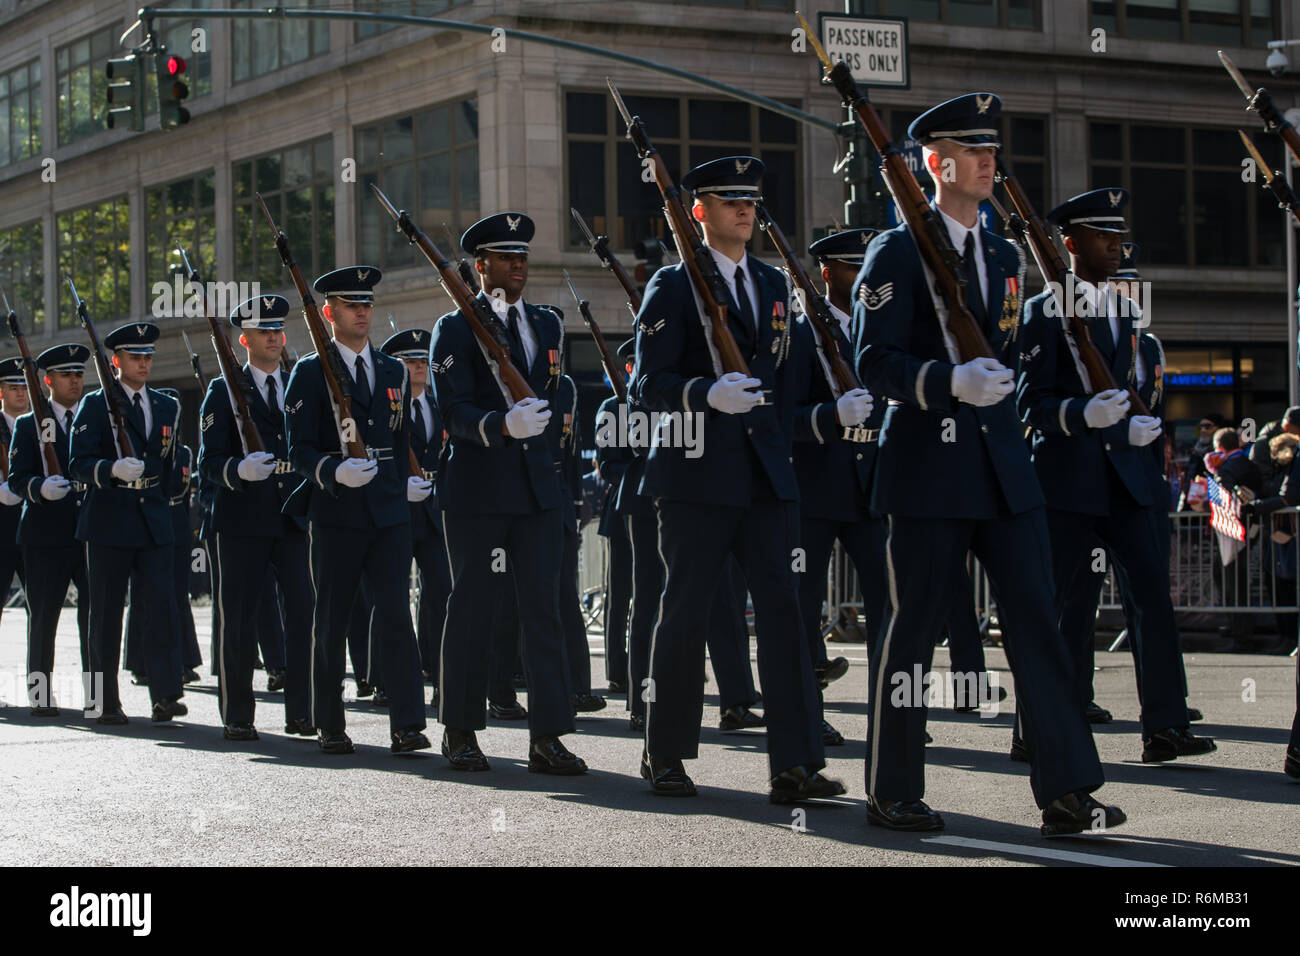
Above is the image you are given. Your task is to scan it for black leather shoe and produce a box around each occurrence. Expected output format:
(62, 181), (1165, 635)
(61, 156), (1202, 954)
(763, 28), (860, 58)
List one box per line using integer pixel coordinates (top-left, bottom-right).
(719, 704), (765, 731)
(223, 723), (259, 741)
(318, 731), (355, 754)
(372, 688), (390, 707)
(183, 668), (200, 684)
(354, 680), (374, 699)
(814, 656), (850, 689)
(130, 673), (148, 686)
(608, 680), (628, 695)
(488, 700), (528, 720)
(1285, 746), (1300, 779)
(528, 735), (588, 775)
(1009, 736), (1031, 763)
(1187, 706), (1204, 722)
(429, 687), (439, 710)
(953, 683), (1008, 713)
(96, 708), (128, 726)
(422, 669), (433, 684)
(770, 766), (847, 804)
(629, 714), (645, 732)
(1084, 701), (1113, 724)
(572, 693), (607, 713)
(822, 719), (845, 746)
(266, 670), (286, 693)
(442, 729), (489, 770)
(284, 718), (316, 736)
(865, 795), (944, 831)
(1142, 727), (1217, 763)
(152, 698), (187, 722)
(30, 706), (60, 717)
(640, 752), (696, 796)
(391, 728), (431, 753)
(1041, 791), (1126, 837)
(925, 731), (933, 745)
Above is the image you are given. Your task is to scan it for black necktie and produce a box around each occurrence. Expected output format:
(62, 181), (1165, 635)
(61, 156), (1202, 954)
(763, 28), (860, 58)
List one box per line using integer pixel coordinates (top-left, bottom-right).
(507, 305), (525, 364)
(266, 374), (278, 412)
(131, 392), (145, 434)
(412, 397), (426, 443)
(1093, 293), (1116, 362)
(734, 266), (756, 334)
(63, 410), (72, 436)
(354, 355), (370, 407)
(963, 232), (988, 328)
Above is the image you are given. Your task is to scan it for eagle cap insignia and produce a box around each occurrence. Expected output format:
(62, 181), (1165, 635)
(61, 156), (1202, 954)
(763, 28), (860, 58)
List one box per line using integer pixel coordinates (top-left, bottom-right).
(975, 94), (993, 115)
(734, 158), (753, 175)
(861, 233), (870, 245)
(1108, 191), (1122, 208)
(357, 268), (370, 282)
(262, 296), (274, 310)
(506, 215), (521, 232)
(135, 324), (146, 336)
(413, 330), (423, 341)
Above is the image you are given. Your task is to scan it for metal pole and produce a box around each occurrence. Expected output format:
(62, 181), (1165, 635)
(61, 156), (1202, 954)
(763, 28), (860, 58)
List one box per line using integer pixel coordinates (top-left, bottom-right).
(1289, 156), (1297, 407)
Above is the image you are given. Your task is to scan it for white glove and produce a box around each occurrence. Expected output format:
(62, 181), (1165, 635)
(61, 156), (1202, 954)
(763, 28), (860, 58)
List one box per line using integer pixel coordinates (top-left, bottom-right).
(835, 387), (873, 427)
(1083, 389), (1130, 429)
(706, 372), (763, 415)
(950, 357), (1014, 407)
(504, 397), (551, 439)
(236, 451), (276, 482)
(1128, 414), (1162, 447)
(0, 482), (20, 506)
(406, 476), (433, 503)
(111, 457), (145, 482)
(334, 457), (378, 488)
(39, 476), (71, 501)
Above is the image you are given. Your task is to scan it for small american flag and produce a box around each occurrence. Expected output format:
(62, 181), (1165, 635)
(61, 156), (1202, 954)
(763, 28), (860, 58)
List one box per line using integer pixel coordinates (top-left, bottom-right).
(1206, 474), (1245, 542)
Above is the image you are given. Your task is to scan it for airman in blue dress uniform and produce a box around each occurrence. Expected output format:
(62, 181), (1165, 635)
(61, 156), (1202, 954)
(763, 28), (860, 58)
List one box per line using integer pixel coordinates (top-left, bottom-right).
(0, 358), (29, 634)
(283, 267), (430, 756)
(429, 212), (587, 774)
(853, 95), (1123, 835)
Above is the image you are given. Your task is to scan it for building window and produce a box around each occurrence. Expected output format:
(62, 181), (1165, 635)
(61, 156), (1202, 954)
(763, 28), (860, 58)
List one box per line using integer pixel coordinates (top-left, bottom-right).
(690, 0), (797, 9)
(146, 171), (217, 288)
(855, 0), (1038, 29)
(354, 0), (467, 40)
(154, 0), (213, 100)
(233, 139), (334, 288)
(0, 219), (45, 328)
(56, 24), (118, 145)
(564, 90), (801, 255)
(1089, 122), (1283, 268)
(57, 196), (131, 329)
(0, 59), (41, 167)
(231, 0), (329, 84)
(356, 98), (479, 270)
(1090, 0), (1277, 45)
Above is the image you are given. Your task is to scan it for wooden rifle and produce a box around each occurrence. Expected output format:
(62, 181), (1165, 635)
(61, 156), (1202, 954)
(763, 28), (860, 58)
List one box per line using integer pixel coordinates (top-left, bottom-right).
(1220, 52), (1300, 167)
(993, 162), (1150, 415)
(571, 207), (643, 314)
(1238, 128), (1300, 227)
(564, 269), (627, 403)
(2, 289), (60, 477)
(180, 330), (207, 389)
(754, 204), (860, 396)
(796, 12), (994, 363)
(70, 277), (135, 458)
(177, 245), (266, 456)
(370, 183), (535, 403)
(256, 194), (368, 460)
(607, 78), (752, 376)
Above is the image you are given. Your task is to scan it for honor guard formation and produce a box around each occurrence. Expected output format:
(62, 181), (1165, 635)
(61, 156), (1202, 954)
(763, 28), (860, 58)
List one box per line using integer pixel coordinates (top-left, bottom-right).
(6, 50), (1299, 841)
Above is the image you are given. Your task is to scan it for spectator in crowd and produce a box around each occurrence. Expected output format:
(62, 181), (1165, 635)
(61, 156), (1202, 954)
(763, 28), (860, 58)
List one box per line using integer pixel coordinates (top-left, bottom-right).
(1241, 432), (1300, 654)
(1250, 406), (1300, 489)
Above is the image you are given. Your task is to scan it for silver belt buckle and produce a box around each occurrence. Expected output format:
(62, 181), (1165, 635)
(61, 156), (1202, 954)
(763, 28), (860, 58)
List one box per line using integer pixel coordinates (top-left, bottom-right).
(842, 425), (866, 443)
(364, 445), (394, 462)
(273, 459), (293, 475)
(423, 469), (436, 482)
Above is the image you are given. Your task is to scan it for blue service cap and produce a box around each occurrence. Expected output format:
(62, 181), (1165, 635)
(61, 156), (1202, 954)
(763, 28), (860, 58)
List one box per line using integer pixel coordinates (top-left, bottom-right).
(1047, 188), (1130, 234)
(0, 357), (24, 384)
(313, 266), (382, 303)
(808, 228), (879, 265)
(908, 93), (1002, 148)
(104, 322), (161, 354)
(36, 343), (91, 372)
(380, 328), (432, 360)
(230, 293), (291, 330)
(461, 213), (534, 256)
(1114, 241), (1141, 279)
(681, 155), (764, 201)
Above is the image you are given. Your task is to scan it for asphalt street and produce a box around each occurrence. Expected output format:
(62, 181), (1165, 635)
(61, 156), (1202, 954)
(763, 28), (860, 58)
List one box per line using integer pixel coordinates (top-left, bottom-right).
(1, 603), (1296, 867)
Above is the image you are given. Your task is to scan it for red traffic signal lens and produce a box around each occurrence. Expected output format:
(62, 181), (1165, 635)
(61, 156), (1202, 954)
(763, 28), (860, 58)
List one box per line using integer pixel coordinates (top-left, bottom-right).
(167, 55), (186, 76)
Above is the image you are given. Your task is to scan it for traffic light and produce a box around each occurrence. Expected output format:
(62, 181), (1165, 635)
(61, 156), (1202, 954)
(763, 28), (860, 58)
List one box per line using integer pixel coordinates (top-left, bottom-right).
(105, 54), (146, 132)
(155, 48), (190, 129)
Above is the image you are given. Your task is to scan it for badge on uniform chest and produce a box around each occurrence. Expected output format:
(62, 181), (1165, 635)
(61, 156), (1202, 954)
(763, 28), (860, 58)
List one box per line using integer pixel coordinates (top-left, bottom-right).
(161, 424), (173, 453)
(769, 301), (787, 353)
(548, 348), (560, 379)
(998, 277), (1021, 334)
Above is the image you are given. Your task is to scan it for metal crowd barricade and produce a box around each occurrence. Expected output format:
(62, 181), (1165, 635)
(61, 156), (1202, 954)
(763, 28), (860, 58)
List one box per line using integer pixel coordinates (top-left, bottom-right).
(578, 521), (608, 630)
(819, 507), (1300, 641)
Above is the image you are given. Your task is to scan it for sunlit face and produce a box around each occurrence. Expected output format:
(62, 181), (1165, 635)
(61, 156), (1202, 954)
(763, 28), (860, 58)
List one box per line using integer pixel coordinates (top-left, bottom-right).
(927, 140), (997, 202)
(696, 195), (756, 248)
(323, 298), (373, 341)
(112, 351), (152, 389)
(477, 251), (529, 301)
(46, 369), (84, 408)
(0, 381), (29, 415)
(239, 327), (286, 366)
